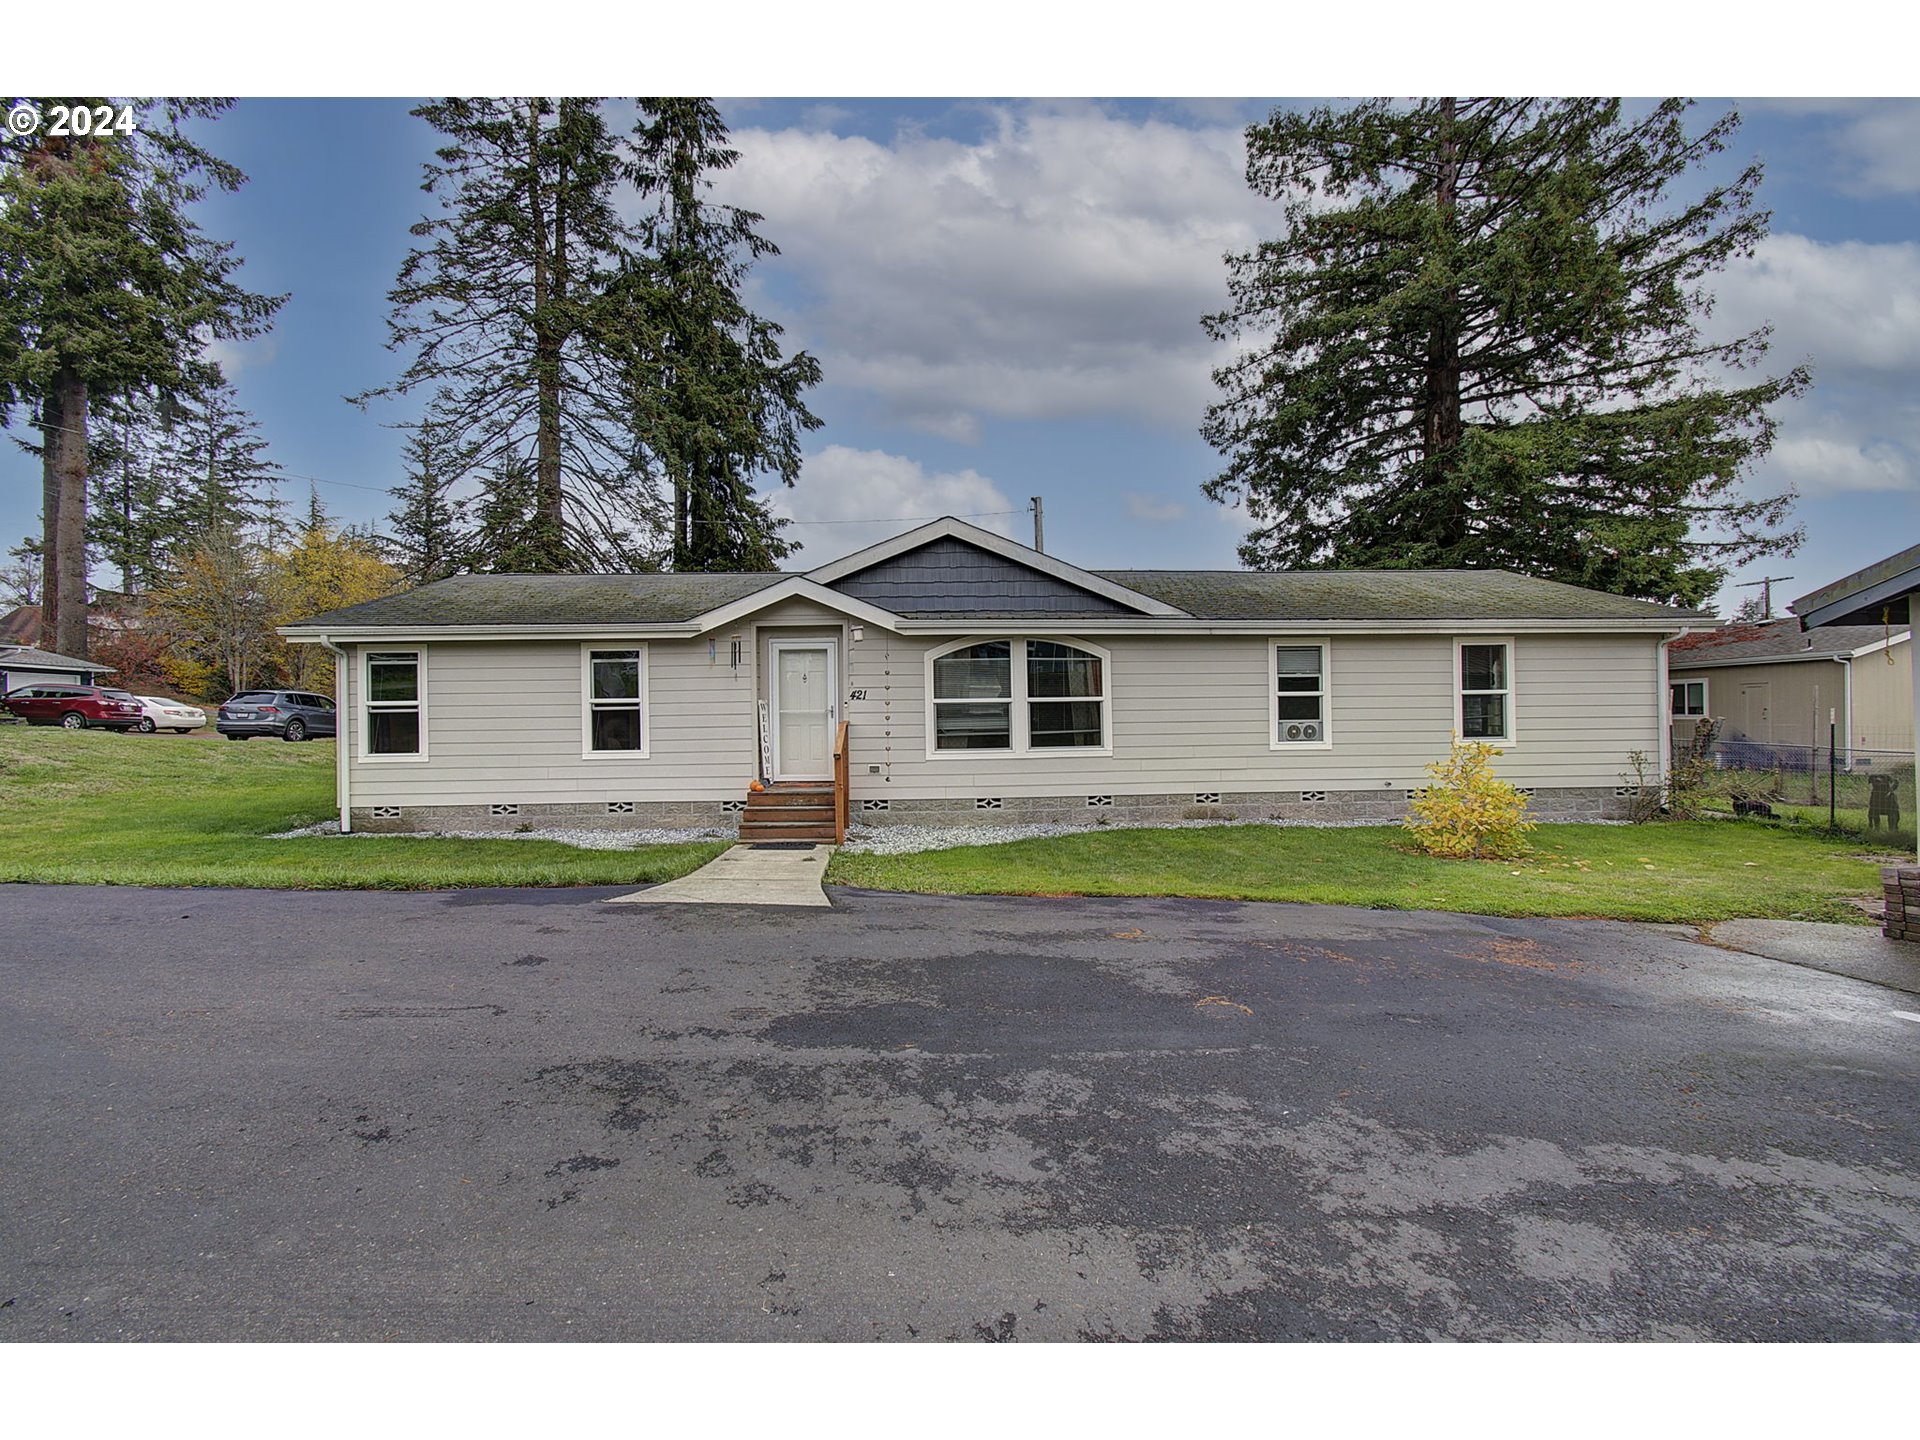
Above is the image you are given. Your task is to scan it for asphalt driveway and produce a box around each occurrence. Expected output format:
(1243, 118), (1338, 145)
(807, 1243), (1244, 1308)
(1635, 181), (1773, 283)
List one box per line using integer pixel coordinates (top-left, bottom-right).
(1, 882), (1915, 1341)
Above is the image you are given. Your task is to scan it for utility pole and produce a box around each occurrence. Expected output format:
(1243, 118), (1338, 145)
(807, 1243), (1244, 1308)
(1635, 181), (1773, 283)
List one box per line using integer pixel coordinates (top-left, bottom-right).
(1735, 575), (1795, 621)
(1031, 496), (1045, 554)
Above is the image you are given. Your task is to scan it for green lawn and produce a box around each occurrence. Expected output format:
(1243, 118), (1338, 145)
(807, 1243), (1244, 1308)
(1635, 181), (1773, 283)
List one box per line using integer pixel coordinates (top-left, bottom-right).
(0, 726), (727, 890)
(826, 819), (1891, 924)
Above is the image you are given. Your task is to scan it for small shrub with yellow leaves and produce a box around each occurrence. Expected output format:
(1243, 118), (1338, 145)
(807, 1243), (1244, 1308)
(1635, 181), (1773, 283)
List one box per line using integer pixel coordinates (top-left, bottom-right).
(1403, 741), (1537, 860)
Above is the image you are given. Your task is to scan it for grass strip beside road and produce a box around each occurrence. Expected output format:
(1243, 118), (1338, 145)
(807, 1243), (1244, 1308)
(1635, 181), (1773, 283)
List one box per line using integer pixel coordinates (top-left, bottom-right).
(826, 820), (1887, 924)
(0, 727), (726, 890)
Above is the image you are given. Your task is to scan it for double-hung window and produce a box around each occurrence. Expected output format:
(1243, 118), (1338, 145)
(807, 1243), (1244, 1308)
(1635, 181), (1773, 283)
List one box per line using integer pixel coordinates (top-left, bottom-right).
(1270, 642), (1330, 746)
(583, 647), (647, 756)
(1456, 639), (1514, 743)
(364, 650), (424, 758)
(1670, 680), (1706, 719)
(929, 639), (1108, 753)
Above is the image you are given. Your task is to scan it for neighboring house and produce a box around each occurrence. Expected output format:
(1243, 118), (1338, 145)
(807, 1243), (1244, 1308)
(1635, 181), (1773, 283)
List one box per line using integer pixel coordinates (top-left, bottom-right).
(280, 517), (1707, 836)
(0, 605), (40, 645)
(0, 645), (114, 696)
(1667, 619), (1911, 757)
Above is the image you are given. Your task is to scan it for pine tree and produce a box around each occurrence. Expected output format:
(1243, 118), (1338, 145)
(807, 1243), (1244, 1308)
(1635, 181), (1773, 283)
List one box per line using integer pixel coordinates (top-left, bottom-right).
(357, 97), (659, 572)
(167, 376), (286, 542)
(385, 430), (470, 585)
(86, 390), (189, 595)
(0, 97), (284, 656)
(1202, 98), (1811, 607)
(469, 456), (568, 573)
(626, 99), (822, 572)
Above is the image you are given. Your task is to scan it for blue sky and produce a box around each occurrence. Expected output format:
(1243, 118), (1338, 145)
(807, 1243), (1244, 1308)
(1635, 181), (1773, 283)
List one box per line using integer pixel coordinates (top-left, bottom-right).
(7, 96), (1914, 613)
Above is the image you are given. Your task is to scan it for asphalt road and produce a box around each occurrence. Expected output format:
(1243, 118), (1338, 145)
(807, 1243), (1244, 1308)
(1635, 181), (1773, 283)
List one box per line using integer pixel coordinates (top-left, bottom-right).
(2, 882), (1916, 1341)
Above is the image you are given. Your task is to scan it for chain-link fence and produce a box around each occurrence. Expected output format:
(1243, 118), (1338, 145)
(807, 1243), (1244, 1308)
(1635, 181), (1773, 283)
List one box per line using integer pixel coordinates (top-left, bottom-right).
(1669, 722), (1914, 847)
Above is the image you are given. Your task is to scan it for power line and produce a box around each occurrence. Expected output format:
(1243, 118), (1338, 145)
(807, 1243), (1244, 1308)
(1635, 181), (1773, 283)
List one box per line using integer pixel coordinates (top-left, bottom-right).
(13, 414), (1039, 528)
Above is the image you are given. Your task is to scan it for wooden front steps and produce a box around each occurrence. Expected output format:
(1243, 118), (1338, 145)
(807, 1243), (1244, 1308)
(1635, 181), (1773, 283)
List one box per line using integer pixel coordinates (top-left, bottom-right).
(739, 781), (839, 843)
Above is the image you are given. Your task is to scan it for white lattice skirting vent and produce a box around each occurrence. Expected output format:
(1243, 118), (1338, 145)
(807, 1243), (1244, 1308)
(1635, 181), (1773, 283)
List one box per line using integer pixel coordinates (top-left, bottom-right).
(975, 797), (1003, 811)
(1514, 786), (1536, 798)
(1087, 795), (1113, 807)
(606, 801), (634, 814)
(861, 798), (890, 812)
(1300, 790), (1327, 803)
(720, 799), (746, 813)
(1193, 792), (1220, 805)
(370, 806), (402, 820)
(489, 803), (520, 817)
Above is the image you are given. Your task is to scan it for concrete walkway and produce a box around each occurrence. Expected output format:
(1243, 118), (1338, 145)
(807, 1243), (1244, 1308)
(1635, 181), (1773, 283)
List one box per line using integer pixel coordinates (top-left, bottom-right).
(605, 842), (834, 908)
(1708, 918), (1920, 997)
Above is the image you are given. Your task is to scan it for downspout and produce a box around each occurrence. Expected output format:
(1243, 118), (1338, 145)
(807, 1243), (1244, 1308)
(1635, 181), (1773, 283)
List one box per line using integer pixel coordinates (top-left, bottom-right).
(319, 635), (351, 833)
(1657, 628), (1690, 792)
(1837, 656), (1853, 771)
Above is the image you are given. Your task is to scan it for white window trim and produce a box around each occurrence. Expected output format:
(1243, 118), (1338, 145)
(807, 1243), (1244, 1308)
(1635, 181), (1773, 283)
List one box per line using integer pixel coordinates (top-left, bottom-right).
(1268, 637), (1333, 751)
(361, 646), (428, 764)
(922, 636), (1113, 760)
(1670, 676), (1709, 719)
(1454, 635), (1517, 746)
(580, 643), (651, 761)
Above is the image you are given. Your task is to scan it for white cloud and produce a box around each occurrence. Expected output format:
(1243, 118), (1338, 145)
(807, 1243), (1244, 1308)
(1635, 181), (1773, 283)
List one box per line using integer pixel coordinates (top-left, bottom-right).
(720, 104), (1273, 440)
(767, 443), (1020, 564)
(1712, 234), (1920, 376)
(1707, 232), (1920, 497)
(203, 335), (278, 380)
(1123, 492), (1188, 523)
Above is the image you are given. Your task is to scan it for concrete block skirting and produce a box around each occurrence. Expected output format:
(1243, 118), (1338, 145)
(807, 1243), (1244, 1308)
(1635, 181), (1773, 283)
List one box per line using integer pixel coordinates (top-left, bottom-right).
(1881, 867), (1920, 943)
(349, 785), (1631, 834)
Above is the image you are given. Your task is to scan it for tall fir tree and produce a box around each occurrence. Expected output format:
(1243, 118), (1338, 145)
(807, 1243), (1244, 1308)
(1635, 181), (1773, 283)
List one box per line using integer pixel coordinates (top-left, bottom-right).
(469, 456), (566, 572)
(385, 430), (470, 585)
(86, 389), (188, 595)
(167, 375), (286, 542)
(625, 99), (822, 572)
(357, 97), (657, 572)
(0, 97), (283, 656)
(1201, 98), (1810, 606)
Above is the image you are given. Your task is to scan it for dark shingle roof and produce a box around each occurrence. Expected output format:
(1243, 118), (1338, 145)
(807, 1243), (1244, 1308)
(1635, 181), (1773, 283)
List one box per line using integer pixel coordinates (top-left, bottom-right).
(288, 564), (1705, 630)
(1668, 618), (1905, 667)
(1094, 569), (1705, 623)
(0, 645), (112, 672)
(290, 572), (787, 629)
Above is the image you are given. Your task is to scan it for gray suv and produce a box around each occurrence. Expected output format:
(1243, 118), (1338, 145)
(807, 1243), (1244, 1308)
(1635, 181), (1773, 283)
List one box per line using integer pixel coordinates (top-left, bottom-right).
(217, 690), (338, 742)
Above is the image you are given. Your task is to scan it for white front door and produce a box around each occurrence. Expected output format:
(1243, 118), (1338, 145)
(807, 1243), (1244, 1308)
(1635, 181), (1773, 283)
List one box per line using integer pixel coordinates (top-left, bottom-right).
(772, 642), (836, 780)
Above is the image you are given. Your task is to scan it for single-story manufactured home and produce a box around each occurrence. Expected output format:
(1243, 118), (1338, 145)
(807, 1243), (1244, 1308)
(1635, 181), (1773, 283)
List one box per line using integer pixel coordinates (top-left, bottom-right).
(281, 517), (1709, 839)
(1667, 618), (1911, 757)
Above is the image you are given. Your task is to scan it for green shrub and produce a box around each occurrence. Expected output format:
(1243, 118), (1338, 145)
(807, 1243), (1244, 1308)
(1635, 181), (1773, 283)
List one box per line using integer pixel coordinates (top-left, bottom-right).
(1404, 741), (1537, 859)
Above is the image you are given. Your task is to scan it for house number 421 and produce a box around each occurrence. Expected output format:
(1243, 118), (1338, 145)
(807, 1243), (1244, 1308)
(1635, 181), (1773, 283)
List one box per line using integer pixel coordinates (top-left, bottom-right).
(848, 689), (868, 701)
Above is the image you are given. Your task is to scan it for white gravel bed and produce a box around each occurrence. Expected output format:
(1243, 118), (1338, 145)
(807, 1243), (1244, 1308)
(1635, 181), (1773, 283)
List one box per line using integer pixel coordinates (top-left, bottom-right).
(841, 813), (1628, 855)
(842, 815), (1391, 855)
(267, 819), (733, 850)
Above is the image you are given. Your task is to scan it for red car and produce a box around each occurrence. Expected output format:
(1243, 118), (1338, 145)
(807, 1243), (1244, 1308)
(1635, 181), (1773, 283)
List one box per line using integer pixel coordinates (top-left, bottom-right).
(3, 683), (146, 731)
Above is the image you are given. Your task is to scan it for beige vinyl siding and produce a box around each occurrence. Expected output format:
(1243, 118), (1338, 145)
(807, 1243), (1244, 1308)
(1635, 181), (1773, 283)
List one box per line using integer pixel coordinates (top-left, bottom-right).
(343, 638), (757, 807)
(1850, 640), (1913, 752)
(1669, 657), (1846, 751)
(843, 631), (1662, 800)
(339, 628), (1666, 808)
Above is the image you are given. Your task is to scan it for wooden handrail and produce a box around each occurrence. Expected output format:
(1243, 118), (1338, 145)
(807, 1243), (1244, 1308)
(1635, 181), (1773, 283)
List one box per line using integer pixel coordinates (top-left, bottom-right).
(832, 720), (849, 843)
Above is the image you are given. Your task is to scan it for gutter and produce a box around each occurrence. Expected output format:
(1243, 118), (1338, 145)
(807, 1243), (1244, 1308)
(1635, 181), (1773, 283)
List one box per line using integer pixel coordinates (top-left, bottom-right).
(318, 635), (351, 833)
(281, 616), (1703, 644)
